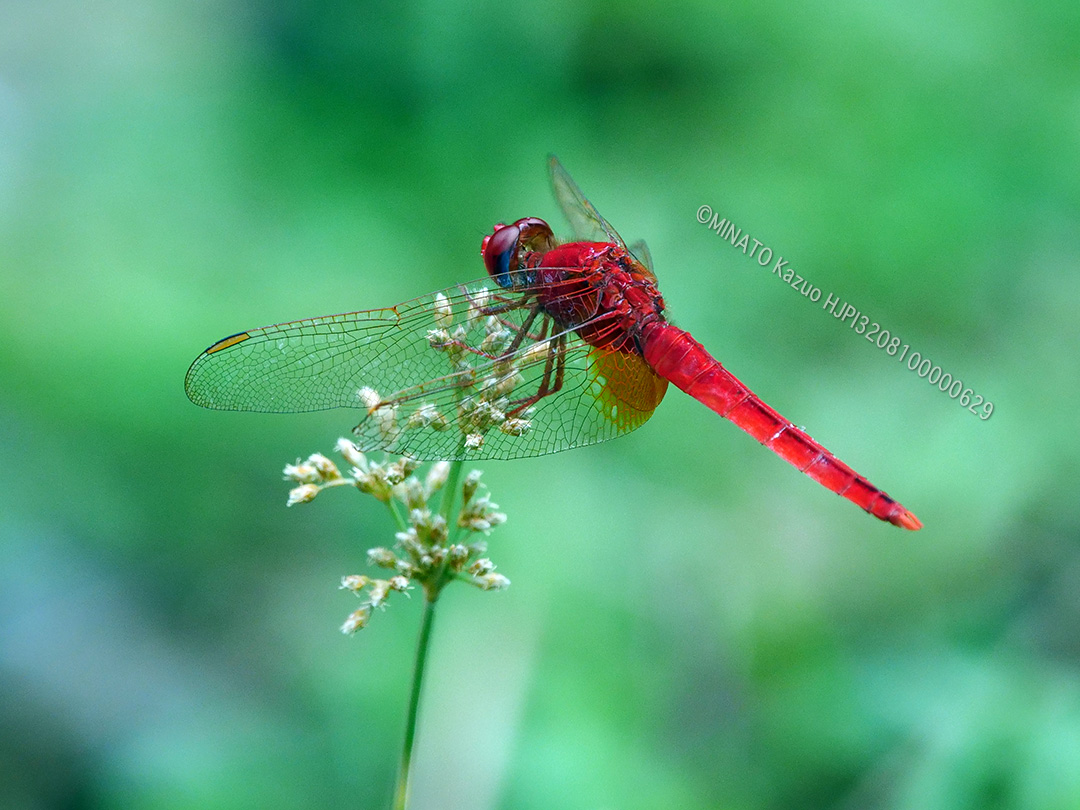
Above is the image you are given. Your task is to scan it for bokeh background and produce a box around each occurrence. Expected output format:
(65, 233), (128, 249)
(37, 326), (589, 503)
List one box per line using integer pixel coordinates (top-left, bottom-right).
(2, 1), (1077, 808)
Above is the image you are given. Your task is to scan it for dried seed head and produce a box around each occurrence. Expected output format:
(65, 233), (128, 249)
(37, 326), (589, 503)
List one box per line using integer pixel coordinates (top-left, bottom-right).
(425, 461), (451, 494)
(428, 514), (449, 544)
(354, 466), (393, 503)
(335, 437), (368, 470)
(368, 579), (392, 608)
(519, 341), (550, 366)
(427, 328), (451, 350)
(283, 461), (320, 484)
(286, 483), (320, 506)
(398, 477), (426, 510)
(468, 558), (495, 576)
(340, 574), (371, 592)
(466, 287), (491, 326)
(433, 292), (454, 328)
(480, 329), (512, 355)
(395, 526), (419, 545)
(372, 403), (399, 442)
(473, 573), (510, 591)
(407, 403), (448, 430)
(367, 547), (399, 569)
(307, 453), (340, 480)
(500, 418), (531, 436)
(341, 606), (372, 634)
(448, 544), (470, 569)
(357, 387), (382, 409)
(462, 469), (483, 502)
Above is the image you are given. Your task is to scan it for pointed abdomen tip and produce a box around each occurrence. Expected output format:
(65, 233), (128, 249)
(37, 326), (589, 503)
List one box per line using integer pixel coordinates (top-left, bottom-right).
(893, 509), (923, 531)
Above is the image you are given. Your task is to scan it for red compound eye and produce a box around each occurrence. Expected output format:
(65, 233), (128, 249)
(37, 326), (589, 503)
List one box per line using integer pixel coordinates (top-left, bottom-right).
(482, 222), (522, 288)
(514, 217), (555, 251)
(482, 218), (554, 288)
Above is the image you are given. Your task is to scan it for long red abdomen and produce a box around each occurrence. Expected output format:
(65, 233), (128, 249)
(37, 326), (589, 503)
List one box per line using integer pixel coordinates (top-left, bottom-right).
(641, 323), (921, 529)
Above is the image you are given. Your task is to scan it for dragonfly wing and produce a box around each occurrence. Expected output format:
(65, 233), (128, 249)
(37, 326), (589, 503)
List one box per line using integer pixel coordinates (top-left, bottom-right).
(187, 272), (668, 460)
(628, 239), (654, 275)
(352, 317), (669, 461)
(184, 279), (521, 414)
(548, 156), (628, 248)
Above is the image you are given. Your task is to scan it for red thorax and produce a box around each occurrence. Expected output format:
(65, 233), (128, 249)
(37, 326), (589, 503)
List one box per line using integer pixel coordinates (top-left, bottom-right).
(527, 242), (667, 355)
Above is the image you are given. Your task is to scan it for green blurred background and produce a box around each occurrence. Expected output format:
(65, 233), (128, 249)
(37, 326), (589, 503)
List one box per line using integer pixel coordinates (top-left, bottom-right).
(1, 1), (1077, 808)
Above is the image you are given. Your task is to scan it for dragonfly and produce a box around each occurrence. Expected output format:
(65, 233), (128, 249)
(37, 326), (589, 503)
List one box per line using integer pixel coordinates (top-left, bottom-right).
(186, 157), (921, 529)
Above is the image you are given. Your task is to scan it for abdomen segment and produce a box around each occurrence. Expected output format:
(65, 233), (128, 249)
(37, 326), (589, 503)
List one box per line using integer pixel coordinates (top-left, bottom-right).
(642, 324), (921, 529)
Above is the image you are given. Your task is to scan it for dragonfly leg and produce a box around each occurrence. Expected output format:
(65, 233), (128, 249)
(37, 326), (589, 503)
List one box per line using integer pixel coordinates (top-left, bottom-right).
(436, 304), (545, 363)
(492, 312), (548, 344)
(500, 304), (544, 358)
(482, 293), (536, 317)
(507, 331), (567, 417)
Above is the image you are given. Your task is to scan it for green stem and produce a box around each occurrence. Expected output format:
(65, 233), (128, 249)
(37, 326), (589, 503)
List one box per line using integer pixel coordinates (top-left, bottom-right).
(392, 593), (438, 810)
(391, 459), (462, 808)
(438, 460), (464, 522)
(387, 498), (408, 531)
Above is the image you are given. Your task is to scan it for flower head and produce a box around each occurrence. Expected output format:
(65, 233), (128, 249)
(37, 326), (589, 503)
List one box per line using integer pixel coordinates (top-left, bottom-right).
(283, 461), (320, 484)
(284, 442), (511, 631)
(286, 483), (320, 506)
(341, 606), (371, 634)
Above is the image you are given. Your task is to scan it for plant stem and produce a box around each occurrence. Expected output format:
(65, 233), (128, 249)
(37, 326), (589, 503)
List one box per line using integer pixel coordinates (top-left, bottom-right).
(438, 460), (464, 521)
(392, 593), (438, 810)
(388, 498), (408, 532)
(391, 460), (462, 808)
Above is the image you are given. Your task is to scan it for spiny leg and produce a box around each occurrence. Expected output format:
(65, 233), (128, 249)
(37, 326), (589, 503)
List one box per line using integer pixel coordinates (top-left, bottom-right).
(507, 330), (568, 417)
(499, 304), (544, 359)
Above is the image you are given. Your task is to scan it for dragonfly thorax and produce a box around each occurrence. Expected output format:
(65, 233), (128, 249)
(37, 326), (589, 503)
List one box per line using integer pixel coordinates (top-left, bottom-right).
(533, 242), (668, 356)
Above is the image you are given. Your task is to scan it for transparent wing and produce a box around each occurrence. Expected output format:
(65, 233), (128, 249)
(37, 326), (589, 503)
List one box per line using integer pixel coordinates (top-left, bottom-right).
(185, 277), (668, 460)
(186, 279), (514, 413)
(548, 155), (628, 247)
(628, 239), (654, 274)
(548, 156), (655, 275)
(353, 323), (668, 461)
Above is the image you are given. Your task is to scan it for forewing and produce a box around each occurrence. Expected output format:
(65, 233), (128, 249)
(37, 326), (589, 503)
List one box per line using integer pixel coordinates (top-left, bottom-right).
(186, 272), (668, 459)
(548, 155), (627, 247)
(628, 239), (655, 275)
(549, 156), (655, 273)
(184, 280), (531, 413)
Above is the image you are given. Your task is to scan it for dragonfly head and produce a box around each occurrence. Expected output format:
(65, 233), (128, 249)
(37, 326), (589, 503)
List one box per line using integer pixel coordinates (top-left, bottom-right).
(482, 217), (555, 289)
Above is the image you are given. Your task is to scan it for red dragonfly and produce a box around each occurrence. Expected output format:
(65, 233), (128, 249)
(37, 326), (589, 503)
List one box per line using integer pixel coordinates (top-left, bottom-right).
(186, 158), (921, 529)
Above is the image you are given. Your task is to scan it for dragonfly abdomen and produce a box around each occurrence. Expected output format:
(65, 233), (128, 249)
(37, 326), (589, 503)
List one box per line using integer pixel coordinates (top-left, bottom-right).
(641, 323), (921, 529)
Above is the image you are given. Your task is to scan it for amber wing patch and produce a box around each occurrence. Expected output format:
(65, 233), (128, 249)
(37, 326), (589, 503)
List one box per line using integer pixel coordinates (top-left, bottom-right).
(588, 347), (668, 431)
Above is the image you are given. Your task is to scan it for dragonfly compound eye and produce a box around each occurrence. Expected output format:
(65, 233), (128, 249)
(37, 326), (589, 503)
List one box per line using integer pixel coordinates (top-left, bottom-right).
(482, 218), (555, 289)
(513, 217), (555, 252)
(483, 222), (523, 288)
